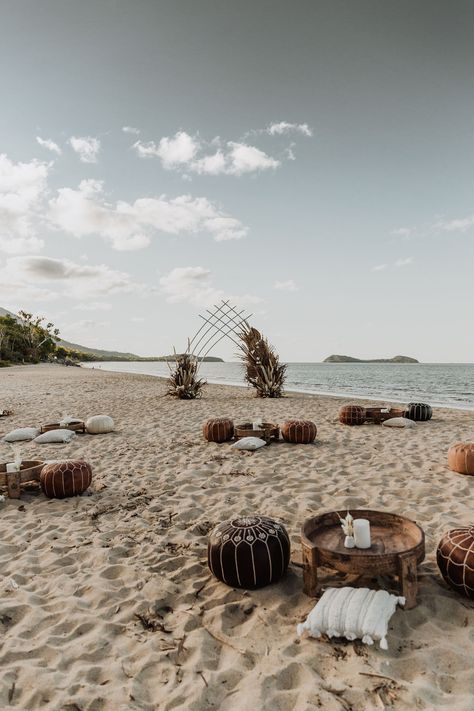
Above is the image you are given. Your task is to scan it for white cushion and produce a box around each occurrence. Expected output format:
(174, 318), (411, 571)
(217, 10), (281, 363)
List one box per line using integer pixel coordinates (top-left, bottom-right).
(231, 437), (266, 451)
(382, 417), (416, 429)
(4, 427), (40, 442)
(297, 587), (405, 650)
(34, 429), (76, 444)
(86, 415), (114, 434)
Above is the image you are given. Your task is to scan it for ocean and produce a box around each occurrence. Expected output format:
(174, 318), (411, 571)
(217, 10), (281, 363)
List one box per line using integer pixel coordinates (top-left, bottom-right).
(82, 361), (474, 411)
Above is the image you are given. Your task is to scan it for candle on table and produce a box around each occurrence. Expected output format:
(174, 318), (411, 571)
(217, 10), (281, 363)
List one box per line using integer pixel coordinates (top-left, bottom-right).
(353, 518), (371, 549)
(6, 463), (19, 473)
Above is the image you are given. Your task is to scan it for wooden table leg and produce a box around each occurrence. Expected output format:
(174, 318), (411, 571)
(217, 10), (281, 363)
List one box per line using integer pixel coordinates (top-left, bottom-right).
(302, 543), (319, 597)
(7, 471), (21, 499)
(398, 551), (418, 609)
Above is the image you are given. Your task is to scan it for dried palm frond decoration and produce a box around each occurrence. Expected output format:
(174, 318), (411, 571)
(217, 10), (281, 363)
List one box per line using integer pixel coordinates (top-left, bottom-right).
(238, 326), (286, 398)
(167, 348), (205, 399)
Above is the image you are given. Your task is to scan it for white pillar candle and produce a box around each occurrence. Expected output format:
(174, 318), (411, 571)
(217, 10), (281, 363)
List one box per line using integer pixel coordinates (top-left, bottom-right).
(253, 419), (262, 430)
(6, 463), (19, 473)
(353, 519), (371, 549)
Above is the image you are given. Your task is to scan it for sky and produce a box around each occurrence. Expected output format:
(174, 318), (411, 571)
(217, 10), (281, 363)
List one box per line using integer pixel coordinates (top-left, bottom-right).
(1, 0), (473, 362)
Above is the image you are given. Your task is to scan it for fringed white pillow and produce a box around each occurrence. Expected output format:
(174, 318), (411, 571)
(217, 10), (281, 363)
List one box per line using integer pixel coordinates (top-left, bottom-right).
(231, 437), (266, 451)
(297, 587), (405, 650)
(4, 427), (40, 442)
(34, 429), (76, 444)
(382, 417), (416, 428)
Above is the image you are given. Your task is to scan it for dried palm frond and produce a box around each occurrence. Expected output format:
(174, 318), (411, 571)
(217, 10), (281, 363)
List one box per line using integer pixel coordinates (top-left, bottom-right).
(238, 326), (286, 398)
(167, 351), (206, 399)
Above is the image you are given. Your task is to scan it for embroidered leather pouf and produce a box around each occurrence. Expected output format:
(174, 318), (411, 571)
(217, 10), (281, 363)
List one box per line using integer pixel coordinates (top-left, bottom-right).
(447, 442), (474, 476)
(281, 419), (317, 444)
(404, 403), (432, 421)
(203, 418), (234, 443)
(40, 460), (92, 499)
(208, 515), (290, 589)
(339, 405), (366, 426)
(437, 527), (474, 599)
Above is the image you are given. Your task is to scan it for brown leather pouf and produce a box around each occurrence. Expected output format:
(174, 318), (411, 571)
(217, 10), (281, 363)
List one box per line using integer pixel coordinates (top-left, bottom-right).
(448, 442), (474, 475)
(40, 460), (92, 499)
(208, 515), (290, 589)
(281, 419), (317, 444)
(339, 405), (366, 425)
(437, 527), (474, 599)
(202, 418), (234, 443)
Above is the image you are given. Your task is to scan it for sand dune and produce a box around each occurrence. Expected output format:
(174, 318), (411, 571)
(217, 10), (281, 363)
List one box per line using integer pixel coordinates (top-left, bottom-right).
(0, 364), (473, 710)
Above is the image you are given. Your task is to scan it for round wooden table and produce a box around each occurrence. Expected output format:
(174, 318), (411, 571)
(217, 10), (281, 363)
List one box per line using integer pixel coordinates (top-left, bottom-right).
(301, 510), (425, 609)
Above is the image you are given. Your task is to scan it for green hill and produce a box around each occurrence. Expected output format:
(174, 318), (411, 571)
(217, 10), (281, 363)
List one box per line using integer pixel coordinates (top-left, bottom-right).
(323, 354), (419, 363)
(0, 308), (223, 362)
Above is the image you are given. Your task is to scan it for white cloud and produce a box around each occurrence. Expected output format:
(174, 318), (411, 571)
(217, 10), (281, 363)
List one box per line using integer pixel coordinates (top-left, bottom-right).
(36, 137), (62, 155)
(122, 126), (140, 135)
(274, 279), (298, 292)
(133, 131), (280, 176)
(435, 215), (474, 233)
(394, 257), (413, 267)
(134, 131), (199, 167)
(371, 264), (387, 272)
(0, 236), (44, 254)
(265, 122), (313, 137)
(69, 136), (101, 163)
(225, 142), (279, 175)
(1, 255), (144, 300)
(48, 179), (247, 248)
(0, 153), (49, 254)
(159, 266), (261, 308)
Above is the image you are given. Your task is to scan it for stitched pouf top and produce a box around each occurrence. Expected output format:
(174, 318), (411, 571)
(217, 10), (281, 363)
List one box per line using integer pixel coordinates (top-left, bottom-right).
(208, 515), (290, 589)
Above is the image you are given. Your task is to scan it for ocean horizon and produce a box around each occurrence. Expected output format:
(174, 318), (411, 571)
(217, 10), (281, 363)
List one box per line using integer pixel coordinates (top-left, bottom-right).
(83, 360), (474, 411)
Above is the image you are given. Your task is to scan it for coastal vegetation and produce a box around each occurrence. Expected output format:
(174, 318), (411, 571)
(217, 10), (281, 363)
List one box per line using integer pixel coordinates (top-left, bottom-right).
(0, 308), (223, 366)
(0, 311), (60, 366)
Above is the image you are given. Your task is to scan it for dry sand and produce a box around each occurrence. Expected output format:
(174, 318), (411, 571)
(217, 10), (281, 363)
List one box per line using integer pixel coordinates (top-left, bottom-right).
(0, 363), (473, 711)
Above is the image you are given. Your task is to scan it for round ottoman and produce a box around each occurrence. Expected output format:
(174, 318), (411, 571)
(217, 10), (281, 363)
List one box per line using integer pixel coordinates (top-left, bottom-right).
(281, 419), (317, 444)
(86, 415), (114, 434)
(404, 403), (432, 421)
(448, 442), (474, 476)
(203, 418), (234, 443)
(437, 527), (474, 599)
(339, 405), (366, 426)
(40, 460), (92, 499)
(208, 515), (290, 589)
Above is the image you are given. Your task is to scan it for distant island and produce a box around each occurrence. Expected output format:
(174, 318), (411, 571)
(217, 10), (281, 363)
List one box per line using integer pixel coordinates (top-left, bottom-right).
(323, 354), (419, 364)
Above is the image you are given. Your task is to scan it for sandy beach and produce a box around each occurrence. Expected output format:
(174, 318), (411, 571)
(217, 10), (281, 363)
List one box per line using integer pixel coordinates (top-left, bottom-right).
(1, 363), (473, 711)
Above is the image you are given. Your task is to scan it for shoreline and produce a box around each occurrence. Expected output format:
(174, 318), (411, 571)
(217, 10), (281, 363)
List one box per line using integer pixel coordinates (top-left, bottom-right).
(1, 364), (473, 710)
(81, 361), (474, 412)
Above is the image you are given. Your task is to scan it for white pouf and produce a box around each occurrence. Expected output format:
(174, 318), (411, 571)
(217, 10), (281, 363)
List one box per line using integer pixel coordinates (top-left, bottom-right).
(86, 415), (115, 435)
